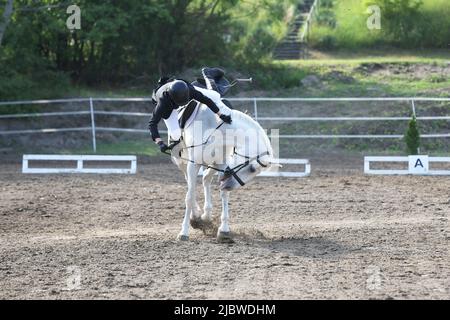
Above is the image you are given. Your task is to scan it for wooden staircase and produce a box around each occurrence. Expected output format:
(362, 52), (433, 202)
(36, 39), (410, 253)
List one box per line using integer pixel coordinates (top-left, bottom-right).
(273, 0), (316, 60)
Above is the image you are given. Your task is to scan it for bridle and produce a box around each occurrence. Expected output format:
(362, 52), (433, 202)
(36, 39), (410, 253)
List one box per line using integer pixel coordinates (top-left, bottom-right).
(222, 150), (270, 186)
(163, 121), (271, 186)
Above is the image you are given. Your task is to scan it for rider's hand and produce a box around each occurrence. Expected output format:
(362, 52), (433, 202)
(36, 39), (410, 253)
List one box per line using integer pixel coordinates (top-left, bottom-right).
(219, 114), (232, 124)
(157, 141), (169, 153)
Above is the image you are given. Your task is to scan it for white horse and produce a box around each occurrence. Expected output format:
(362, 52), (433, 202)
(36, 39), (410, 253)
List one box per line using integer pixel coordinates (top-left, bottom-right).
(171, 103), (276, 243)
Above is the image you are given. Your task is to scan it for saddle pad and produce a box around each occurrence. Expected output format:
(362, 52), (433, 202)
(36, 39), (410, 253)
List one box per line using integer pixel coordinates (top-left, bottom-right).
(178, 100), (199, 129)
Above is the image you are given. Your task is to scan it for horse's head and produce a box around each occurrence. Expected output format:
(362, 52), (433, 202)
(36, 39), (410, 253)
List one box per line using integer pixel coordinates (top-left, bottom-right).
(217, 110), (278, 191)
(219, 153), (273, 191)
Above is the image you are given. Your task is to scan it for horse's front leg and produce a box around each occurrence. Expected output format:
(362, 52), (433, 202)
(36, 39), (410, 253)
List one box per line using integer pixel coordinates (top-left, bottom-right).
(201, 168), (216, 222)
(217, 190), (234, 243)
(180, 161), (201, 219)
(178, 161), (200, 241)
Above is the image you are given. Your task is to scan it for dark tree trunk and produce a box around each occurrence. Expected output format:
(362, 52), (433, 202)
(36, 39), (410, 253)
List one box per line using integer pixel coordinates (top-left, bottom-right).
(0, 0), (14, 47)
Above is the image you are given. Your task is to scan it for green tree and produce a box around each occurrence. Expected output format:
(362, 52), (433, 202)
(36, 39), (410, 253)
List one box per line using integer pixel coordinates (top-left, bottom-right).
(404, 116), (420, 155)
(0, 0), (296, 100)
(0, 0), (14, 47)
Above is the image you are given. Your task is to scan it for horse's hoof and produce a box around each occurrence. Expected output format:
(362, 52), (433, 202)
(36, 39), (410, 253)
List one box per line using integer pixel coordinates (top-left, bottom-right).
(217, 231), (234, 244)
(177, 235), (189, 242)
(190, 218), (203, 230)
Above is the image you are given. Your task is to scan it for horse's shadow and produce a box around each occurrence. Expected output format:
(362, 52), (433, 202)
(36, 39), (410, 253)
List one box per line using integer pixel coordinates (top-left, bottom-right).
(191, 219), (351, 258)
(231, 229), (351, 259)
(256, 236), (349, 259)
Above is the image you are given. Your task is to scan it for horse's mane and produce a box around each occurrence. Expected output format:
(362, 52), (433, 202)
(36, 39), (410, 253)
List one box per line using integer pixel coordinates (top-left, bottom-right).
(231, 110), (274, 157)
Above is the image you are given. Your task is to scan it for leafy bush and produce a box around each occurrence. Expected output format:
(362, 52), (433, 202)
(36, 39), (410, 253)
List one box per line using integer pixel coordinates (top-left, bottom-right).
(320, 0), (335, 8)
(0, 51), (71, 103)
(404, 116), (421, 155)
(244, 62), (307, 89)
(417, 0), (450, 48)
(316, 35), (337, 50)
(311, 0), (450, 49)
(365, 0), (423, 46)
(315, 9), (336, 28)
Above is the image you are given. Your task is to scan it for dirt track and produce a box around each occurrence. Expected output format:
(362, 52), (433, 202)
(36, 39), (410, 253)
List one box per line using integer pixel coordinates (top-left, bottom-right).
(0, 163), (449, 300)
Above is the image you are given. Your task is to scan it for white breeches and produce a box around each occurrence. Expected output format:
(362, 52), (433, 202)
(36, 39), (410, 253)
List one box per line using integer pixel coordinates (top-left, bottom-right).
(163, 110), (182, 141)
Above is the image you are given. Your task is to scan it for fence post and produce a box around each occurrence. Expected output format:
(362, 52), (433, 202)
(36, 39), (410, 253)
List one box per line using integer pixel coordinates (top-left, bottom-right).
(89, 97), (97, 153)
(410, 99), (421, 154)
(253, 98), (258, 121)
(411, 99), (416, 117)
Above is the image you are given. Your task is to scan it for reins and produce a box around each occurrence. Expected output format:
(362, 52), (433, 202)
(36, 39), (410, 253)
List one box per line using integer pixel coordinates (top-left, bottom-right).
(162, 121), (270, 186)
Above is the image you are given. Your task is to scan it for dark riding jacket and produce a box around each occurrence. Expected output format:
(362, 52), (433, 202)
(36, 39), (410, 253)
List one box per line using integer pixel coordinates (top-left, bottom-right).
(148, 80), (220, 141)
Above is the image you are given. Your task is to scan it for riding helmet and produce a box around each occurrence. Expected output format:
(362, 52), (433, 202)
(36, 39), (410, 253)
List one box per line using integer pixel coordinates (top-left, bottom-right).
(168, 80), (190, 106)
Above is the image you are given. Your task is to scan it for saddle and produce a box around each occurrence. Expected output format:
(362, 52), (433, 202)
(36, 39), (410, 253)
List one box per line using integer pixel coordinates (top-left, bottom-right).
(192, 67), (231, 97)
(179, 67), (235, 130)
(191, 67), (234, 111)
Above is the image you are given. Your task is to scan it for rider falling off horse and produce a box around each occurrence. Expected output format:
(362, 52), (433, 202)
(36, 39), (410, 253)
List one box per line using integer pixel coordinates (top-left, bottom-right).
(148, 72), (233, 153)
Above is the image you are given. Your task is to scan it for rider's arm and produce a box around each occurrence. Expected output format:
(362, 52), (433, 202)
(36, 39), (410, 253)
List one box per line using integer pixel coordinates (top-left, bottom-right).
(148, 105), (163, 143)
(191, 86), (220, 114)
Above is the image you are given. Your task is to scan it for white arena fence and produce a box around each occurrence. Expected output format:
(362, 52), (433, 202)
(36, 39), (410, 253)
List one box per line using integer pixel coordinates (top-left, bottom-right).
(364, 156), (450, 176)
(0, 97), (449, 153)
(22, 154), (137, 174)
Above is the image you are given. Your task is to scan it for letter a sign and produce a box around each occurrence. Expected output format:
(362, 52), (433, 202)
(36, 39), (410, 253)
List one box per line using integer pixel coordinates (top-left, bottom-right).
(67, 5), (81, 31)
(408, 155), (429, 175)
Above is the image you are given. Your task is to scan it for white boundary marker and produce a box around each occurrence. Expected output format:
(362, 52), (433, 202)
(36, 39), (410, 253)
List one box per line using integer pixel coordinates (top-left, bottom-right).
(259, 158), (311, 177)
(198, 158), (311, 177)
(364, 156), (450, 175)
(22, 155), (137, 174)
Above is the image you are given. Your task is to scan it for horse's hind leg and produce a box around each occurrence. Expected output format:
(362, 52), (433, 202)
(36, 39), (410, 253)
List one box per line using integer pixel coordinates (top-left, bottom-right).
(178, 161), (200, 241)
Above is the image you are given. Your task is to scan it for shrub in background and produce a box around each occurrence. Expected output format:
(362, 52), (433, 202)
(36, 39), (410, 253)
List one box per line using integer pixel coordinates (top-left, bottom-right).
(365, 0), (423, 47)
(404, 116), (421, 155)
(311, 0), (449, 50)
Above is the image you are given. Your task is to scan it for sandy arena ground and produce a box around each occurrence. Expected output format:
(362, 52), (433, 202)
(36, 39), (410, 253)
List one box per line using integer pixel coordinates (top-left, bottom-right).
(0, 162), (449, 299)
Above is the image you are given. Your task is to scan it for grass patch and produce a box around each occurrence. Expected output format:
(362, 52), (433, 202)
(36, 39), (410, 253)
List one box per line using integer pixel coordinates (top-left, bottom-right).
(309, 0), (450, 50)
(277, 49), (450, 65)
(263, 58), (450, 98)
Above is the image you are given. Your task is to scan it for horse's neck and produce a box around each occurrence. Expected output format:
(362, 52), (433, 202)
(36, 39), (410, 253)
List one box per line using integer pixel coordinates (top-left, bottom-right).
(182, 104), (219, 147)
(228, 112), (273, 157)
(190, 106), (272, 157)
(194, 104), (219, 130)
(196, 104), (216, 122)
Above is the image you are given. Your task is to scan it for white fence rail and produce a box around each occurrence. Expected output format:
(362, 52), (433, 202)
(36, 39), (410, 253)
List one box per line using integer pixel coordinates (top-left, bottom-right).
(0, 97), (449, 152)
(364, 156), (450, 176)
(22, 154), (137, 174)
(259, 158), (311, 177)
